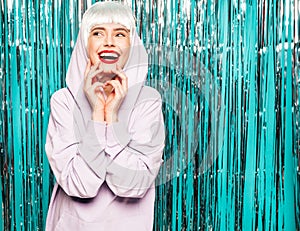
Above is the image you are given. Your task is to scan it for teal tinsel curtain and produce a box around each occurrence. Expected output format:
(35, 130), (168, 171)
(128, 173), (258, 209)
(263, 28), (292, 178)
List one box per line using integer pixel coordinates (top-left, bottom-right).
(1, 0), (299, 230)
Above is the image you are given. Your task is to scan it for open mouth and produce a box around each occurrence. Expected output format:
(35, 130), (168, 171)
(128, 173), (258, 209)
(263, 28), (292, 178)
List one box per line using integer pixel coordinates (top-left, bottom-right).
(99, 50), (120, 64)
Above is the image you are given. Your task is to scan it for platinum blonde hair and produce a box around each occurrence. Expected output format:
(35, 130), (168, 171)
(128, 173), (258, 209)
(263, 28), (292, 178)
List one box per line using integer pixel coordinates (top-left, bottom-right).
(81, 1), (136, 47)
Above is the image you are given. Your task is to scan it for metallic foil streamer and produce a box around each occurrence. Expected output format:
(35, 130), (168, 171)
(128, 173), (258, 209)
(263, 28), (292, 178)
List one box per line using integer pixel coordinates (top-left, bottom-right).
(0, 0), (299, 230)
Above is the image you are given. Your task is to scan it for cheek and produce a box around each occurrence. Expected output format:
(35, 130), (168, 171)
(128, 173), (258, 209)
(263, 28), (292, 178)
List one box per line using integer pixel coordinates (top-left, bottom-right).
(121, 43), (131, 57)
(87, 39), (99, 54)
(121, 39), (130, 51)
(87, 46), (99, 64)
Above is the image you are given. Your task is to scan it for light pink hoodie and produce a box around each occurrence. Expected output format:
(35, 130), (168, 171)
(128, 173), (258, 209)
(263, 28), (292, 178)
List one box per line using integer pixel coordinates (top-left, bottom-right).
(45, 21), (165, 231)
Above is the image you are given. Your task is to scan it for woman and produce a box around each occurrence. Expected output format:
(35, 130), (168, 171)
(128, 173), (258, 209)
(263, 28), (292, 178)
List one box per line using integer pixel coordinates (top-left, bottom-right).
(45, 2), (165, 230)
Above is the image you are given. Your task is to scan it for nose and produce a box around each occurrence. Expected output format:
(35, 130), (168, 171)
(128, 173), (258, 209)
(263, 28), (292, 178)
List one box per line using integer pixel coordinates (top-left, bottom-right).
(104, 34), (115, 47)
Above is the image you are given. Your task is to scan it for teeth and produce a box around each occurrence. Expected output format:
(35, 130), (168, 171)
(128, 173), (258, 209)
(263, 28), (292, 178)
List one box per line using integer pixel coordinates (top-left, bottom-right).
(100, 53), (118, 59)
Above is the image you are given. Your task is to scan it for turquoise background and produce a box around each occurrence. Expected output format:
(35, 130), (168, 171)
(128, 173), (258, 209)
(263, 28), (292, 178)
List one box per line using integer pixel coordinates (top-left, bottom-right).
(0, 0), (299, 230)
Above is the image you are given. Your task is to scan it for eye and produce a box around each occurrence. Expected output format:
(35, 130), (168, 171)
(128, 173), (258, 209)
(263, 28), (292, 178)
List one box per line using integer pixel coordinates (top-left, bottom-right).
(115, 33), (126, 37)
(92, 31), (104, 37)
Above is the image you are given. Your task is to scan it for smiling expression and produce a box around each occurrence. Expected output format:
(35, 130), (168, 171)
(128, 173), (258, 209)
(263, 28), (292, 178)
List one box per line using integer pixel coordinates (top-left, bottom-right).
(87, 23), (131, 69)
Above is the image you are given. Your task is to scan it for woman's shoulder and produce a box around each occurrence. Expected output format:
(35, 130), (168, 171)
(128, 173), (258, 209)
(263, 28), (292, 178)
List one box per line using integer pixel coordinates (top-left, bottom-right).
(50, 87), (75, 107)
(51, 87), (70, 98)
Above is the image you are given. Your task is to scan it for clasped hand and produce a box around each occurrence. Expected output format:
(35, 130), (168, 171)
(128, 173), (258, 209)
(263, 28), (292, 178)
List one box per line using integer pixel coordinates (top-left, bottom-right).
(83, 60), (128, 123)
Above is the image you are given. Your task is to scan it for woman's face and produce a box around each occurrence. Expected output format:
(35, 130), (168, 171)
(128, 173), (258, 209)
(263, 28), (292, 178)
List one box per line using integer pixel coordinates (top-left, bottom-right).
(87, 23), (131, 69)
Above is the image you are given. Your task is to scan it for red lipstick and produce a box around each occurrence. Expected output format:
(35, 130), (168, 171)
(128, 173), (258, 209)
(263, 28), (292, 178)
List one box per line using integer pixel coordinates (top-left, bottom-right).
(98, 50), (120, 64)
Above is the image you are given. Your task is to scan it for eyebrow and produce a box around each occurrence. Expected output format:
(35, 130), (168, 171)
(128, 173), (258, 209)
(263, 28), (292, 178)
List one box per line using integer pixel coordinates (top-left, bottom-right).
(90, 27), (130, 33)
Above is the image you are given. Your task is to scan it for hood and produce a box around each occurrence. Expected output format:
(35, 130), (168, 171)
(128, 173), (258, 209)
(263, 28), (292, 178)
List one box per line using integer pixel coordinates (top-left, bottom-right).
(65, 26), (148, 113)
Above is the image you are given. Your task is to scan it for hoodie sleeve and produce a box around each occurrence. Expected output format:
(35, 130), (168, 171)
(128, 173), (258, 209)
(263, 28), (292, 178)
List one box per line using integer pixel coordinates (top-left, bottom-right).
(45, 89), (107, 198)
(105, 88), (165, 198)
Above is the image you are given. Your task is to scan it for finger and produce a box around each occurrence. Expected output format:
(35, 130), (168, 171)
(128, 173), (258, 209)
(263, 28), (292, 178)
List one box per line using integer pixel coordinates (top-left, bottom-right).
(111, 69), (128, 92)
(92, 81), (104, 90)
(111, 68), (126, 79)
(86, 69), (105, 88)
(91, 61), (101, 71)
(105, 79), (121, 89)
(95, 90), (105, 102)
(92, 83), (105, 99)
(92, 82), (105, 101)
(85, 60), (98, 88)
(84, 59), (91, 78)
(92, 69), (106, 82)
(116, 64), (122, 71)
(107, 80), (125, 98)
(85, 81), (103, 96)
(96, 61), (103, 70)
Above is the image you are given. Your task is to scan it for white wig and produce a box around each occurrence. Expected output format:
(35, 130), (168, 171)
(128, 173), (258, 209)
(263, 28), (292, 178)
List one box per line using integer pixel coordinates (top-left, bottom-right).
(81, 1), (136, 47)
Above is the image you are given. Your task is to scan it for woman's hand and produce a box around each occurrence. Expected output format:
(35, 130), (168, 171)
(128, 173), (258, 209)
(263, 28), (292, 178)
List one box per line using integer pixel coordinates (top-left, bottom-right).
(83, 60), (106, 122)
(103, 67), (128, 124)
